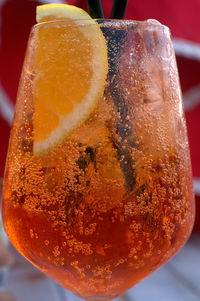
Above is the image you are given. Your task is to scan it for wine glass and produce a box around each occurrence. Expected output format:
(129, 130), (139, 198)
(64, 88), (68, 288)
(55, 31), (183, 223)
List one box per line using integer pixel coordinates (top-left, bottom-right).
(2, 19), (195, 300)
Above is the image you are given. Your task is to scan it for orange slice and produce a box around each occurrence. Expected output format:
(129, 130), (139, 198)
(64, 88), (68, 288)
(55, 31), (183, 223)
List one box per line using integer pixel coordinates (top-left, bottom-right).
(33, 4), (107, 154)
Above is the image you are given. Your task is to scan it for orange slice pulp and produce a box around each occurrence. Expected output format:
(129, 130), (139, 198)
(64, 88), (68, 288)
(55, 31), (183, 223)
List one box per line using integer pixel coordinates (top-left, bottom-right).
(33, 4), (107, 154)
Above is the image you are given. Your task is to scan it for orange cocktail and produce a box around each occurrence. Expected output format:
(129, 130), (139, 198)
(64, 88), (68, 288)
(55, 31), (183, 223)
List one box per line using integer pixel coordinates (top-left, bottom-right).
(2, 4), (195, 300)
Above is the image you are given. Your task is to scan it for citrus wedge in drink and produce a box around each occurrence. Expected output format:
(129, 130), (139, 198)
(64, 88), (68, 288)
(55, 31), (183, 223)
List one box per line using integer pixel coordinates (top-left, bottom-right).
(33, 4), (107, 154)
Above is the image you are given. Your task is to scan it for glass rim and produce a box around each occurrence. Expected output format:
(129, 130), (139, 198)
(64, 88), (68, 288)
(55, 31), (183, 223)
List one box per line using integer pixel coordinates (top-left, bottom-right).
(33, 18), (170, 33)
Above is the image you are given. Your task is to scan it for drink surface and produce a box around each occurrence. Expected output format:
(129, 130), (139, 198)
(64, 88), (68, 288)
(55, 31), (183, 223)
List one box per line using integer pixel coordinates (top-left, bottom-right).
(2, 21), (195, 300)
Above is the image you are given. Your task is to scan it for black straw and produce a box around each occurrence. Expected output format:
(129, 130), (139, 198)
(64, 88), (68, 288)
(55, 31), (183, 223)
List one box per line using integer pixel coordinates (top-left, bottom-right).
(86, 0), (104, 19)
(110, 0), (128, 19)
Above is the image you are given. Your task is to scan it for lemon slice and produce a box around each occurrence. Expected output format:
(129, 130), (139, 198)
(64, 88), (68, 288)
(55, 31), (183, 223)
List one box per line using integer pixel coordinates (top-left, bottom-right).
(33, 4), (107, 154)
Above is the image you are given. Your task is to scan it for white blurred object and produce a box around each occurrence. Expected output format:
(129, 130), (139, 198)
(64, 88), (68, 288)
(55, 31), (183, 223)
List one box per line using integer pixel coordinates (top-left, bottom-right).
(173, 38), (200, 61)
(0, 266), (8, 291)
(193, 177), (200, 196)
